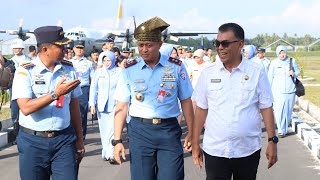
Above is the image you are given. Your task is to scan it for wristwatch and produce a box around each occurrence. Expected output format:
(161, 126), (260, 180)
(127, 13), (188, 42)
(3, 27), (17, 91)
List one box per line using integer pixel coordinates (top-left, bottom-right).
(268, 136), (279, 144)
(111, 139), (122, 146)
(51, 93), (59, 100)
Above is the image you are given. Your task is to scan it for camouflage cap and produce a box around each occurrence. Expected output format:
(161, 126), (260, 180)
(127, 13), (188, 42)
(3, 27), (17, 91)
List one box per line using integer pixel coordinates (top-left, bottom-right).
(134, 16), (170, 42)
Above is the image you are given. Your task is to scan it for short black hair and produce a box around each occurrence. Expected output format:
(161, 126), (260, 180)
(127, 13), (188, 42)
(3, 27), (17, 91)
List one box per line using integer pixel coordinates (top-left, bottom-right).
(218, 23), (244, 40)
(91, 48), (99, 54)
(29, 45), (36, 52)
(112, 47), (120, 54)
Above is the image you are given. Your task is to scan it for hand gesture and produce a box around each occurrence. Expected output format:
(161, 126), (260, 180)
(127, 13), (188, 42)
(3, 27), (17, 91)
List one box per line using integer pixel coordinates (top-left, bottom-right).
(54, 77), (81, 96)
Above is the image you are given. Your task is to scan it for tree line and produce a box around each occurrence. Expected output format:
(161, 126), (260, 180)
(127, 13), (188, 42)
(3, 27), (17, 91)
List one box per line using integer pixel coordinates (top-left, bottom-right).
(167, 33), (320, 51)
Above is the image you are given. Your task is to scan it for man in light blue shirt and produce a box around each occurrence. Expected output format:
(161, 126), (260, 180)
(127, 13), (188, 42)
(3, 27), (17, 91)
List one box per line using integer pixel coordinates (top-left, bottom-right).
(113, 16), (194, 180)
(70, 40), (94, 139)
(12, 26), (84, 180)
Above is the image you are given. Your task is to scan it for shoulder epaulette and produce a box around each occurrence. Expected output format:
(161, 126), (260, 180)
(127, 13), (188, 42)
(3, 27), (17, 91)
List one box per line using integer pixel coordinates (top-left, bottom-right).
(168, 57), (182, 66)
(21, 62), (35, 69)
(124, 59), (137, 68)
(61, 60), (73, 67)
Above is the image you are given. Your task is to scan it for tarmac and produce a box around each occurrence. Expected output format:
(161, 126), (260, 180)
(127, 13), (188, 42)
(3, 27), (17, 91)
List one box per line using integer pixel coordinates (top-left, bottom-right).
(1, 116), (320, 179)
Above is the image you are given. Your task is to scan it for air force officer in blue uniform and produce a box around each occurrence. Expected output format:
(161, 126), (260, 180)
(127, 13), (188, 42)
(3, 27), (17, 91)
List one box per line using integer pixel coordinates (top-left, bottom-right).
(112, 17), (194, 180)
(12, 26), (84, 180)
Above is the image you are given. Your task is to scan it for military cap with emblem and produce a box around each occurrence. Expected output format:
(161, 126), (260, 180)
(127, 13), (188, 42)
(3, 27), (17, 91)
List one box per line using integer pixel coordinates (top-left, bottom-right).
(74, 40), (85, 48)
(257, 48), (266, 53)
(134, 16), (170, 42)
(122, 47), (130, 53)
(34, 26), (72, 46)
(106, 36), (115, 43)
(185, 47), (192, 52)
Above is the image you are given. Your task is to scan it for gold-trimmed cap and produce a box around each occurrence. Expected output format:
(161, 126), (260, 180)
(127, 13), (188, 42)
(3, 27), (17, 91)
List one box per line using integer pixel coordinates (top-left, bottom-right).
(34, 26), (72, 46)
(134, 16), (170, 42)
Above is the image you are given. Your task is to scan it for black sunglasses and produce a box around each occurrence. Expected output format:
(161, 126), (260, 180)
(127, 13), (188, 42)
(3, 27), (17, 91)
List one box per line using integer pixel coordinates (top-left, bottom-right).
(214, 40), (240, 48)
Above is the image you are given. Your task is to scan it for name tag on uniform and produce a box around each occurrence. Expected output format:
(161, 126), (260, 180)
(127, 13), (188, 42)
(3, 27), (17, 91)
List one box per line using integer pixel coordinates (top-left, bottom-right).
(134, 79), (145, 83)
(35, 80), (46, 85)
(99, 76), (105, 78)
(211, 79), (221, 83)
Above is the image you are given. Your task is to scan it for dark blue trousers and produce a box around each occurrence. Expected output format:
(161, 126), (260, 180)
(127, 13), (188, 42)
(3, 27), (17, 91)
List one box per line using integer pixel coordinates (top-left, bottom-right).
(17, 127), (77, 180)
(79, 86), (89, 139)
(128, 117), (184, 180)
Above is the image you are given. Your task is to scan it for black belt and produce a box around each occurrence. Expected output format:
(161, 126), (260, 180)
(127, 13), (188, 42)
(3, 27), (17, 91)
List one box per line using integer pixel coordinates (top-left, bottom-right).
(20, 126), (70, 138)
(132, 116), (176, 125)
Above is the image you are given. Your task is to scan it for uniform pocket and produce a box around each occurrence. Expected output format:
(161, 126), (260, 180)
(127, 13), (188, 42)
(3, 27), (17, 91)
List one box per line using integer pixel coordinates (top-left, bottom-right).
(208, 83), (223, 106)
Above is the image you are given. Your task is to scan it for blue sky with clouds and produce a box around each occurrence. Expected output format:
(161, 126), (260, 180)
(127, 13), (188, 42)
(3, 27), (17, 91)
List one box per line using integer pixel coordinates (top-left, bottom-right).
(1, 0), (320, 39)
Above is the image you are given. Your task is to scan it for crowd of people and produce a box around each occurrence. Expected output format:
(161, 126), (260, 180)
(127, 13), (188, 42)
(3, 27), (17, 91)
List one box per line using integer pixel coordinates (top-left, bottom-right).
(0, 15), (302, 180)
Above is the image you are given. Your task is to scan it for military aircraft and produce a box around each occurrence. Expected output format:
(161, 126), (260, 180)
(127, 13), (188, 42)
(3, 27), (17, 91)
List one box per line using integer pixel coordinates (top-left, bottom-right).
(1, 0), (217, 55)
(0, 19), (34, 41)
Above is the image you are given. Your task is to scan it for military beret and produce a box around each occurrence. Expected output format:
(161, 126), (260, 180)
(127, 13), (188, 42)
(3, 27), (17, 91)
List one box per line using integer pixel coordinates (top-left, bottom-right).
(34, 26), (72, 46)
(74, 40), (85, 48)
(134, 16), (170, 42)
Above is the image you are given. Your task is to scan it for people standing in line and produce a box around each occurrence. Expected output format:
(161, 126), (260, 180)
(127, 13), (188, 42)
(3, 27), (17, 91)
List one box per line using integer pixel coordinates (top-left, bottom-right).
(27, 45), (37, 60)
(113, 16), (194, 180)
(70, 40), (94, 139)
(192, 22), (278, 180)
(268, 45), (300, 138)
(10, 39), (32, 142)
(256, 48), (270, 72)
(12, 26), (84, 180)
(89, 51), (121, 164)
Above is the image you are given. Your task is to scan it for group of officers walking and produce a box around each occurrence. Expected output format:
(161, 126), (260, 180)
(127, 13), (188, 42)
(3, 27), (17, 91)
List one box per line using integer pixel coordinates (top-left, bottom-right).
(5, 15), (302, 180)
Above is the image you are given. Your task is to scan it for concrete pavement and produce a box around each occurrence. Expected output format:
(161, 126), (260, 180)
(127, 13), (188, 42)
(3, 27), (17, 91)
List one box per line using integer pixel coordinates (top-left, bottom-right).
(1, 119), (320, 180)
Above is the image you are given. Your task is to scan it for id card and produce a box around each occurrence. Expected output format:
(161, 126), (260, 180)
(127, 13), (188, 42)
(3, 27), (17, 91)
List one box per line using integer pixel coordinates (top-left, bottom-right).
(156, 90), (166, 103)
(56, 96), (64, 108)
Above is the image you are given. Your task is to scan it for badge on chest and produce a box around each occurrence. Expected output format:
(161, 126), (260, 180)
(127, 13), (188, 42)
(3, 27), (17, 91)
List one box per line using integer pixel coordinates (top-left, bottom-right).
(162, 65), (176, 82)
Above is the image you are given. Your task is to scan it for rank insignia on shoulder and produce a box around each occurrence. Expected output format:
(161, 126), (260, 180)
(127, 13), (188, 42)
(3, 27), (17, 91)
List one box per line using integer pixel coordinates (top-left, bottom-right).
(125, 59), (137, 68)
(61, 60), (73, 67)
(168, 57), (182, 66)
(21, 62), (35, 69)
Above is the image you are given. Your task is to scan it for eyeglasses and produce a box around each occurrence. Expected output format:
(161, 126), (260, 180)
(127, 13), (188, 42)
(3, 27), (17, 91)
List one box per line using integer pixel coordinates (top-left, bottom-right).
(214, 40), (240, 48)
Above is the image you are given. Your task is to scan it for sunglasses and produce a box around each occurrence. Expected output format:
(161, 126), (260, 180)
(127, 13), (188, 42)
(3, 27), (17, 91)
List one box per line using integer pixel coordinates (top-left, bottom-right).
(214, 40), (240, 48)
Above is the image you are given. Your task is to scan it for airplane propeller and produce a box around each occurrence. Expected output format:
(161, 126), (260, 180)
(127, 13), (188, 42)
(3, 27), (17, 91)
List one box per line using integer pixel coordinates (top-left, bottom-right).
(0, 18), (33, 41)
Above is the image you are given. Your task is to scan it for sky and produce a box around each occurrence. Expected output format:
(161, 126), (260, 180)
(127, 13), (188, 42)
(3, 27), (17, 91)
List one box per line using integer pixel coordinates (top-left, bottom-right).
(1, 0), (320, 40)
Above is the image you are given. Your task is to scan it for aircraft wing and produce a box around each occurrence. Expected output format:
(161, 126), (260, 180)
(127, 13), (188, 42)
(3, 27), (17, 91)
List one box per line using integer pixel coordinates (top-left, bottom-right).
(169, 32), (217, 36)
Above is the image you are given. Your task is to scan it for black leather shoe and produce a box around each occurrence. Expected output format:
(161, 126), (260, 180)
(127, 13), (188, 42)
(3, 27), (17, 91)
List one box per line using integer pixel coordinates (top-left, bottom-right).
(103, 157), (109, 161)
(109, 158), (116, 165)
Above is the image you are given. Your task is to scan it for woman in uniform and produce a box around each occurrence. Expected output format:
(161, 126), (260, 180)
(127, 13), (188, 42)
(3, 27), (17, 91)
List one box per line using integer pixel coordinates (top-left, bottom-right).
(89, 51), (121, 163)
(268, 45), (300, 137)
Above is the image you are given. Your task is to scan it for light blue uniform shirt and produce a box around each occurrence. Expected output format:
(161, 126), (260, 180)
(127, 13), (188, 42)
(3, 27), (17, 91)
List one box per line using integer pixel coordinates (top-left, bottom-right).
(114, 54), (192, 119)
(11, 57), (82, 131)
(268, 56), (300, 94)
(11, 54), (31, 69)
(70, 56), (94, 87)
(89, 67), (121, 112)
